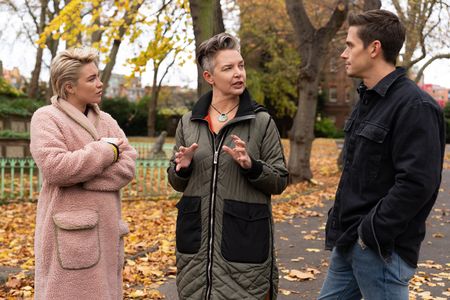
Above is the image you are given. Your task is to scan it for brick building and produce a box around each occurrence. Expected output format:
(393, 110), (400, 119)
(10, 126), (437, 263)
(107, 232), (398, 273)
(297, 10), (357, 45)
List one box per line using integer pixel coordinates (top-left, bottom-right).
(419, 84), (450, 108)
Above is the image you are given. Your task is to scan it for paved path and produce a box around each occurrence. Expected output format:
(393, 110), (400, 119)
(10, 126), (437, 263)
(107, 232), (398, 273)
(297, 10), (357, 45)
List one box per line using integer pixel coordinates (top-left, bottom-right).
(158, 170), (450, 299)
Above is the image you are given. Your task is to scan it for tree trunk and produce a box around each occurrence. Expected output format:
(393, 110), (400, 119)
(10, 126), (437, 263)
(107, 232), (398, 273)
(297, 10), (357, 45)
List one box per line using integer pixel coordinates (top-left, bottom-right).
(147, 65), (159, 137)
(91, 11), (103, 44)
(213, 0), (225, 34)
(189, 0), (225, 97)
(91, 28), (103, 44)
(28, 0), (48, 99)
(288, 74), (320, 181)
(45, 37), (60, 103)
(101, 39), (120, 93)
(28, 46), (44, 99)
(285, 0), (348, 183)
(101, 1), (143, 94)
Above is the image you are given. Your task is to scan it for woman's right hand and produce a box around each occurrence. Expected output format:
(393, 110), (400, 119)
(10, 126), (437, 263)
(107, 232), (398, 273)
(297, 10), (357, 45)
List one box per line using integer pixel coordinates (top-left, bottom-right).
(175, 143), (198, 171)
(116, 139), (127, 155)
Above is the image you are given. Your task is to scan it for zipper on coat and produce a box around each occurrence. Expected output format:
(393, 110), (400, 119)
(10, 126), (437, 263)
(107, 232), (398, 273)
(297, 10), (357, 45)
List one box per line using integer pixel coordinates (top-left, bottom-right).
(205, 132), (226, 300)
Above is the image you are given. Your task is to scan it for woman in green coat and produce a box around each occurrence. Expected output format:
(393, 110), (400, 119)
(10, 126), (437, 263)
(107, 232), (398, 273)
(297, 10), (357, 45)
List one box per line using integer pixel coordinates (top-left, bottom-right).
(168, 33), (288, 300)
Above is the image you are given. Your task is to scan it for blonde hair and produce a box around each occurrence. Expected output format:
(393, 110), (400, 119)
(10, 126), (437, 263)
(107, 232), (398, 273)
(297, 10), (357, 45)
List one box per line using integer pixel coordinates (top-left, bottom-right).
(50, 47), (99, 99)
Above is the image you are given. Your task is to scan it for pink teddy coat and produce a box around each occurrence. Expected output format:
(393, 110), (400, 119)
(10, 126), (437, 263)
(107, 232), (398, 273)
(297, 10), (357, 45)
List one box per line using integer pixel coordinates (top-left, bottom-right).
(30, 97), (137, 299)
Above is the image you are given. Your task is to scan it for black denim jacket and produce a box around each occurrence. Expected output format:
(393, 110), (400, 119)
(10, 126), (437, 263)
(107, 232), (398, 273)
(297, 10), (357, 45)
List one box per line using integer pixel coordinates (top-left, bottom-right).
(325, 67), (445, 267)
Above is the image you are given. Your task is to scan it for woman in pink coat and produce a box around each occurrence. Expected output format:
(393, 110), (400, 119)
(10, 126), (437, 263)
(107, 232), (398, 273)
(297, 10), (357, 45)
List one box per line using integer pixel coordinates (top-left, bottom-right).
(30, 47), (137, 299)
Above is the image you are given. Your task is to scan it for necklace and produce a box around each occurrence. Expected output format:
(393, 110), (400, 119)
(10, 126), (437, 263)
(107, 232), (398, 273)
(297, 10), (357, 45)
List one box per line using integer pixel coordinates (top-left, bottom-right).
(210, 102), (239, 122)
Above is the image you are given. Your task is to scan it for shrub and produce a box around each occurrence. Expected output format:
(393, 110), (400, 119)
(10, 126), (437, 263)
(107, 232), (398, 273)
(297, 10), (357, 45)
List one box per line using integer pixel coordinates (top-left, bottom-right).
(101, 96), (190, 136)
(314, 116), (344, 138)
(0, 97), (45, 117)
(0, 78), (24, 98)
(0, 130), (30, 139)
(101, 97), (147, 136)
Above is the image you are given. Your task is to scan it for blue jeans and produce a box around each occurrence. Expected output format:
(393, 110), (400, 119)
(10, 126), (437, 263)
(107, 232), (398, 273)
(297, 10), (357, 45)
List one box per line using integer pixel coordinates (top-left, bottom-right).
(318, 240), (416, 300)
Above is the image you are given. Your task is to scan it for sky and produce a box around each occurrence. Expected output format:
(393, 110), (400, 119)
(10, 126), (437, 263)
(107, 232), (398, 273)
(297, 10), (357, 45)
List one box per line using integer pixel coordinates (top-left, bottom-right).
(0, 4), (449, 91)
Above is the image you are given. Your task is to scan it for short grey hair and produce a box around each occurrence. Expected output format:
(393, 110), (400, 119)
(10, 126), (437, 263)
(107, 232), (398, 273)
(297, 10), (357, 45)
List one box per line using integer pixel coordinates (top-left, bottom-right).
(50, 47), (99, 99)
(196, 33), (240, 72)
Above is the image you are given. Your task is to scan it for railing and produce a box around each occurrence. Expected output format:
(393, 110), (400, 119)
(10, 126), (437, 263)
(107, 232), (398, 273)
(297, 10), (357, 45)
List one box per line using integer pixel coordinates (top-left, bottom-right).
(121, 159), (176, 200)
(0, 157), (178, 202)
(0, 158), (40, 200)
(130, 143), (174, 159)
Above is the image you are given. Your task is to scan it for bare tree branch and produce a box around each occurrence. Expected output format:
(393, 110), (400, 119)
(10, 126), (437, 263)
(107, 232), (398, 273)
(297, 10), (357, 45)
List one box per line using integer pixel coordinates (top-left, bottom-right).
(321, 0), (349, 43)
(285, 0), (315, 46)
(24, 0), (39, 31)
(407, 36), (426, 68)
(414, 53), (450, 83)
(392, 0), (406, 23)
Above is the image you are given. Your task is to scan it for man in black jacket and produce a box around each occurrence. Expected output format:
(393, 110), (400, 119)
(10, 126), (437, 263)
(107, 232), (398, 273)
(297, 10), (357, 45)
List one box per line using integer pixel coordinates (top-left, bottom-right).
(319, 9), (445, 300)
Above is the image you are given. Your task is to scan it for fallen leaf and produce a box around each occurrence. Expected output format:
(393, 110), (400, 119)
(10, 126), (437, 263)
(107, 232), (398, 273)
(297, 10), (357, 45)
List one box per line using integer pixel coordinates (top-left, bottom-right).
(280, 289), (291, 295)
(306, 248), (321, 253)
(290, 256), (304, 262)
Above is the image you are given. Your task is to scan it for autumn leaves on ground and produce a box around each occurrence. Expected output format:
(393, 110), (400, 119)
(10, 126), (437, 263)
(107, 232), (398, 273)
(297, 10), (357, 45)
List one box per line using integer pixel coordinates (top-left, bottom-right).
(1, 139), (449, 299)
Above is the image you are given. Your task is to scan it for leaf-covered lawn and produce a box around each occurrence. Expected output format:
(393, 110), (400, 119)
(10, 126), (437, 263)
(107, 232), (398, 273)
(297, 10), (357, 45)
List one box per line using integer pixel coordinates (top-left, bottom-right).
(1, 139), (449, 299)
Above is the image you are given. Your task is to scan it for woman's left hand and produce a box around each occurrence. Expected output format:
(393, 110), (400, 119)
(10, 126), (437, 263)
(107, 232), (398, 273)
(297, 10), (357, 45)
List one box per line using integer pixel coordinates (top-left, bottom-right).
(222, 135), (252, 169)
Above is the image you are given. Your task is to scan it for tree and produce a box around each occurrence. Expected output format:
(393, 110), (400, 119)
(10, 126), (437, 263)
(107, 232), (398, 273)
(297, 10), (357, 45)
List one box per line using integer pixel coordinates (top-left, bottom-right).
(39, 0), (192, 135)
(284, 0), (382, 182)
(285, 0), (349, 182)
(38, 0), (146, 94)
(27, 0), (48, 99)
(189, 0), (225, 96)
(391, 0), (450, 82)
(238, 0), (299, 120)
(127, 0), (192, 136)
(1, 0), (61, 99)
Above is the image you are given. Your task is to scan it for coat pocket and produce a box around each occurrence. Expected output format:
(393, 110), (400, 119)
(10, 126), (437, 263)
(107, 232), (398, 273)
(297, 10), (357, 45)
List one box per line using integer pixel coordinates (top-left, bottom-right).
(176, 196), (202, 254)
(356, 123), (389, 183)
(53, 209), (100, 270)
(222, 199), (270, 264)
(357, 123), (388, 144)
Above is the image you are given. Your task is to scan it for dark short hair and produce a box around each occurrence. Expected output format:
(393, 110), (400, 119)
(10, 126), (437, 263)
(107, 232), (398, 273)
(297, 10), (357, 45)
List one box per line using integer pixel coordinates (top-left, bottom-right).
(348, 9), (406, 65)
(196, 33), (240, 72)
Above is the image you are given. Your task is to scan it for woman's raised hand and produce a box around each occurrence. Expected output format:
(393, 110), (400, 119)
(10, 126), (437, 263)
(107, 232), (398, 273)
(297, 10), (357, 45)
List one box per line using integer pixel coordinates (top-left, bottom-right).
(175, 143), (199, 171)
(222, 135), (252, 169)
(116, 139), (126, 154)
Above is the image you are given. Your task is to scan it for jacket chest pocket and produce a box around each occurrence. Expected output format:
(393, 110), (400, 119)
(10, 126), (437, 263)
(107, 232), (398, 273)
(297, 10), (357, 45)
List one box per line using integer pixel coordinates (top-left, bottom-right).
(355, 123), (389, 183)
(221, 199), (270, 264)
(53, 209), (100, 270)
(341, 118), (355, 161)
(176, 196), (202, 254)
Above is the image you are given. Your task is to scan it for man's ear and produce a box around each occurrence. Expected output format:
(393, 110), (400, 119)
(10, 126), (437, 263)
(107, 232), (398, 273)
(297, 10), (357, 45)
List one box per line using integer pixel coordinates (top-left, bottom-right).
(203, 70), (214, 85)
(370, 40), (382, 59)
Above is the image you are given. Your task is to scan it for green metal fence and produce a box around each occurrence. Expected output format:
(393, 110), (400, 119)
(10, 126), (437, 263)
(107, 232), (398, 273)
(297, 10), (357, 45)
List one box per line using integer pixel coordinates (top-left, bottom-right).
(130, 143), (174, 159)
(0, 157), (177, 202)
(122, 159), (176, 200)
(0, 158), (39, 200)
